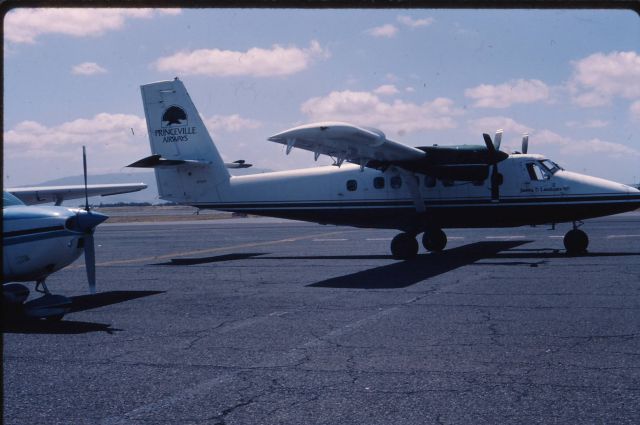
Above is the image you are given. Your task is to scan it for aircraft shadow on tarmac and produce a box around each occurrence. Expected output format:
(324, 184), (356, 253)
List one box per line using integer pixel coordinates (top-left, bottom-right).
(305, 241), (531, 289)
(303, 245), (640, 289)
(153, 253), (264, 265)
(3, 290), (163, 335)
(154, 242), (640, 290)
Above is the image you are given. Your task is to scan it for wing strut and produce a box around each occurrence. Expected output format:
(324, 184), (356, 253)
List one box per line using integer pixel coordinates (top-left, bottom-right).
(399, 169), (425, 213)
(286, 138), (295, 155)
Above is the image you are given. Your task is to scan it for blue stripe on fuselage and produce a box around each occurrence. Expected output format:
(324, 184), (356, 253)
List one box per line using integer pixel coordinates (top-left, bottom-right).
(3, 229), (78, 246)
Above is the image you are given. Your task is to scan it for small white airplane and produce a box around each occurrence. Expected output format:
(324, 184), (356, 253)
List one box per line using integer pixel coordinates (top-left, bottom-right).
(3, 148), (108, 321)
(129, 78), (640, 259)
(7, 182), (147, 206)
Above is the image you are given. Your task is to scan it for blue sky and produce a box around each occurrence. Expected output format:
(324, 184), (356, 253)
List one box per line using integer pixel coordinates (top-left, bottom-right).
(4, 8), (640, 189)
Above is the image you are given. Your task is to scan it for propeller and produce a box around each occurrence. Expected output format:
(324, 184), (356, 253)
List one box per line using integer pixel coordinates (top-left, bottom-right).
(482, 130), (507, 202)
(83, 146), (89, 212)
(522, 134), (529, 154)
(79, 146), (107, 294)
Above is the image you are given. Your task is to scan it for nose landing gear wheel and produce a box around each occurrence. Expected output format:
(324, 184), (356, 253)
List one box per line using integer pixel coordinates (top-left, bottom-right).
(391, 233), (419, 260)
(564, 229), (588, 255)
(422, 228), (447, 252)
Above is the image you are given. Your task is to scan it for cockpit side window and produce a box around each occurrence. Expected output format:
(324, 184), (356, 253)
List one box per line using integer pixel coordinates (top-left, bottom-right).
(540, 159), (562, 174)
(526, 163), (547, 181)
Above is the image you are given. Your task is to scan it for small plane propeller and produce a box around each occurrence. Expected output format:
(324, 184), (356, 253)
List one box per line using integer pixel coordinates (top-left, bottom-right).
(79, 146), (107, 294)
(482, 130), (507, 202)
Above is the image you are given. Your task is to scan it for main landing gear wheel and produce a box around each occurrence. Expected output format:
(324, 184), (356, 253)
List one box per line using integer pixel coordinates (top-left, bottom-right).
(564, 229), (589, 255)
(391, 233), (419, 260)
(422, 228), (447, 252)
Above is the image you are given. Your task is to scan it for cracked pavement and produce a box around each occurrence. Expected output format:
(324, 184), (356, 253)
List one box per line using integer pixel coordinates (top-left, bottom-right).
(4, 214), (640, 424)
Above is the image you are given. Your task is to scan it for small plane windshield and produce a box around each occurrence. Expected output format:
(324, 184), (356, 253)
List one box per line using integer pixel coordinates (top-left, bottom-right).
(539, 159), (563, 174)
(3, 191), (25, 207)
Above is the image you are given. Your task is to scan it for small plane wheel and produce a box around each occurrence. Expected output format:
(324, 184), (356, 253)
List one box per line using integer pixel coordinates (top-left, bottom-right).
(422, 228), (447, 252)
(391, 233), (419, 260)
(564, 229), (589, 255)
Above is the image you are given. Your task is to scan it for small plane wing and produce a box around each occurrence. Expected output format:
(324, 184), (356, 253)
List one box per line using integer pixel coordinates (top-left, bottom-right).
(8, 183), (148, 206)
(268, 122), (426, 167)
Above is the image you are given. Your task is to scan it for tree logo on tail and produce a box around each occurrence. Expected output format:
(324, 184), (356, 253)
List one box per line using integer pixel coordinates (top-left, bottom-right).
(162, 105), (187, 127)
(156, 105), (197, 143)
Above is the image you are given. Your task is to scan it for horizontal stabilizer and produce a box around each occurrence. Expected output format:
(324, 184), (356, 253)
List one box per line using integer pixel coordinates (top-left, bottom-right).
(127, 154), (208, 168)
(225, 160), (253, 169)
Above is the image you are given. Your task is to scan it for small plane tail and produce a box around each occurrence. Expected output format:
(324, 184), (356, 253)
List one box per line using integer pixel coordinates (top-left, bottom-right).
(137, 78), (230, 203)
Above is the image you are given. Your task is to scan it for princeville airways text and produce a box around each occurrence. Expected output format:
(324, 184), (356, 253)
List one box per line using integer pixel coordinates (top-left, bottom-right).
(155, 127), (197, 143)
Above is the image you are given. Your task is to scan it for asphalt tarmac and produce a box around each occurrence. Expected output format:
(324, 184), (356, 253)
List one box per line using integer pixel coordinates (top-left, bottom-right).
(4, 212), (640, 424)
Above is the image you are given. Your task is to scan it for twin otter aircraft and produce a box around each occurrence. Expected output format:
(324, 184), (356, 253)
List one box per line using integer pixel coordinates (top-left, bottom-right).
(130, 78), (640, 259)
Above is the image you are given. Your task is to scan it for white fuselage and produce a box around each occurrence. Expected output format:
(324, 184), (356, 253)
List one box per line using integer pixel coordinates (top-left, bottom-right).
(175, 154), (639, 231)
(3, 206), (86, 282)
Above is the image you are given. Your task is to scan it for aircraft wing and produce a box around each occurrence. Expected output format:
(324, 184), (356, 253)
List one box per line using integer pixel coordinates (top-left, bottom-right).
(268, 122), (426, 167)
(8, 183), (147, 206)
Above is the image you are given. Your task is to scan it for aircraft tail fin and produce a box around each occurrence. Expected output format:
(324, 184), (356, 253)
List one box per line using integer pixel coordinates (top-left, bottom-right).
(137, 78), (230, 203)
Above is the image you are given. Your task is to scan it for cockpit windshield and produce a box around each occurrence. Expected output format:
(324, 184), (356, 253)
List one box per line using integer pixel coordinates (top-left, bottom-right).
(539, 159), (563, 175)
(3, 191), (25, 207)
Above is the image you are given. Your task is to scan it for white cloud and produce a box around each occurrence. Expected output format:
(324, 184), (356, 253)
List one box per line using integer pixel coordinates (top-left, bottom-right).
(465, 79), (550, 108)
(569, 51), (640, 107)
(528, 129), (640, 159)
(397, 15), (434, 28)
(468, 116), (533, 137)
(71, 62), (107, 75)
(468, 117), (637, 159)
(4, 113), (149, 175)
(4, 8), (180, 44)
(405, 87), (415, 93)
(300, 90), (463, 136)
(385, 73), (400, 82)
(630, 101), (640, 122)
(153, 40), (329, 77)
(365, 24), (398, 38)
(203, 114), (262, 134)
(373, 84), (399, 96)
(565, 119), (609, 129)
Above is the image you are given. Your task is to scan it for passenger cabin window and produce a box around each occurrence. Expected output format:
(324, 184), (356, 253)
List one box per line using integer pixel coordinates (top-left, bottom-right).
(390, 175), (402, 189)
(442, 179), (454, 187)
(346, 179), (358, 191)
(526, 163), (547, 181)
(373, 176), (385, 189)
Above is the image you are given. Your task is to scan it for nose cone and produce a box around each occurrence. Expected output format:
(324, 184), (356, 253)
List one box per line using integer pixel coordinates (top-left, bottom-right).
(67, 210), (108, 233)
(627, 184), (640, 194)
(558, 171), (637, 195)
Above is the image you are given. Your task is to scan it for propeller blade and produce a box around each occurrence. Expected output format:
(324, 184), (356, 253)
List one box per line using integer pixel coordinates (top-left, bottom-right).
(483, 133), (496, 154)
(522, 134), (529, 154)
(82, 146), (89, 212)
(84, 233), (96, 294)
(494, 129), (503, 150)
